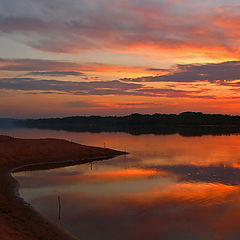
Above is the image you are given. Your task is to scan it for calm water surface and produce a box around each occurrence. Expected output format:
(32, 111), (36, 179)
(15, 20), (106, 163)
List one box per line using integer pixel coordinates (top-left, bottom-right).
(2, 128), (240, 240)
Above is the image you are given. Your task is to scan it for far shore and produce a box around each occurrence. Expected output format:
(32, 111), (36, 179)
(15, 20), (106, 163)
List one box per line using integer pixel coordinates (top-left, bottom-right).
(0, 135), (126, 240)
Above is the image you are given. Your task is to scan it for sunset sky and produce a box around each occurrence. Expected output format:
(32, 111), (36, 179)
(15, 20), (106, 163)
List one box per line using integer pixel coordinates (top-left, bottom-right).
(1, 0), (240, 117)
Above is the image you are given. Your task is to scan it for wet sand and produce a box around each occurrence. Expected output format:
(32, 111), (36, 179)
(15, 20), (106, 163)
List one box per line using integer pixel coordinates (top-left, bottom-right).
(0, 135), (125, 240)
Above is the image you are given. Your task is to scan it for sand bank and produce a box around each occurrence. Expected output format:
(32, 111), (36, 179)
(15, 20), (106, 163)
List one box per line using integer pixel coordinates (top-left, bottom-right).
(0, 135), (125, 240)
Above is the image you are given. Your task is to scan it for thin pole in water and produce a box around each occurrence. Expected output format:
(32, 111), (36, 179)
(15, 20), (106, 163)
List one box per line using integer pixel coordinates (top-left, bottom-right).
(124, 147), (127, 169)
(58, 196), (61, 220)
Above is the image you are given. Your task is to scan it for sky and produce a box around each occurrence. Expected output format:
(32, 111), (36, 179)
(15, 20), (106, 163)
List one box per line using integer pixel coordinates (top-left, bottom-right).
(1, 0), (240, 117)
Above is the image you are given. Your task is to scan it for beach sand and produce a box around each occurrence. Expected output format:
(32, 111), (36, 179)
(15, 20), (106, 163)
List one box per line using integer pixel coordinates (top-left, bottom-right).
(0, 135), (125, 240)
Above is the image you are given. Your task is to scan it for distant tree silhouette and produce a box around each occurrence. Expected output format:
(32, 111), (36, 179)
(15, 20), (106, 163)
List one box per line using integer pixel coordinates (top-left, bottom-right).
(16, 112), (240, 137)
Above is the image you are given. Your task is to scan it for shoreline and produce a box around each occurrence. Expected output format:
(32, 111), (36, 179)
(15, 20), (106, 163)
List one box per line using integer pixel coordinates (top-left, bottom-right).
(2, 170), (80, 240)
(0, 135), (126, 240)
(12, 154), (121, 173)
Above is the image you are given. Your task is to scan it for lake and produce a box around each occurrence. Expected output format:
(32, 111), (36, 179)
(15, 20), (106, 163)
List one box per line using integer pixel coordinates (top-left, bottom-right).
(2, 127), (240, 240)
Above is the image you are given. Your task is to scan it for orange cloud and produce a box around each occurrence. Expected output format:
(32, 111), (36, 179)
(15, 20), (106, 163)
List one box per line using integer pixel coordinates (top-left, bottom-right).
(0, 58), (168, 79)
(2, 1), (240, 63)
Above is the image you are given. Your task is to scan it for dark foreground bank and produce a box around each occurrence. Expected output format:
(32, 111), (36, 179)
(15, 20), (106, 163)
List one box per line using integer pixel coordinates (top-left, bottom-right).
(0, 135), (125, 240)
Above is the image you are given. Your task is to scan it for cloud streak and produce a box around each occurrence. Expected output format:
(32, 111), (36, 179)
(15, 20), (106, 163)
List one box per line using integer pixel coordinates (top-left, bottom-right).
(2, 59), (240, 100)
(0, 77), (212, 99)
(1, 0), (240, 60)
(26, 71), (84, 77)
(0, 78), (141, 92)
(122, 61), (240, 85)
(0, 58), (161, 75)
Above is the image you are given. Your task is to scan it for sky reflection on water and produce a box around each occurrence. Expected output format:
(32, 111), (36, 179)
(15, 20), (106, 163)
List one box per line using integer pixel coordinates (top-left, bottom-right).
(7, 128), (240, 240)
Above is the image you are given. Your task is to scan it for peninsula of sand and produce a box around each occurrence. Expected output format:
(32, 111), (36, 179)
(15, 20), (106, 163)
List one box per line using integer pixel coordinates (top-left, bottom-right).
(0, 135), (125, 240)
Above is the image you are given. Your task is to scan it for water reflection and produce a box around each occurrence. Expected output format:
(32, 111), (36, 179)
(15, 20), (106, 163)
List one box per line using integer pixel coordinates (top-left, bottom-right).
(10, 129), (240, 240)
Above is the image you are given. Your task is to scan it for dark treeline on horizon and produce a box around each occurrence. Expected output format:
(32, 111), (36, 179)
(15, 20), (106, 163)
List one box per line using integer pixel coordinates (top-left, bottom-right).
(15, 112), (240, 136)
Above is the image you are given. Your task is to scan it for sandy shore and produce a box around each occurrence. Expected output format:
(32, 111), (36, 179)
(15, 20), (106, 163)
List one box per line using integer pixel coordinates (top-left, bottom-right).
(0, 135), (125, 240)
